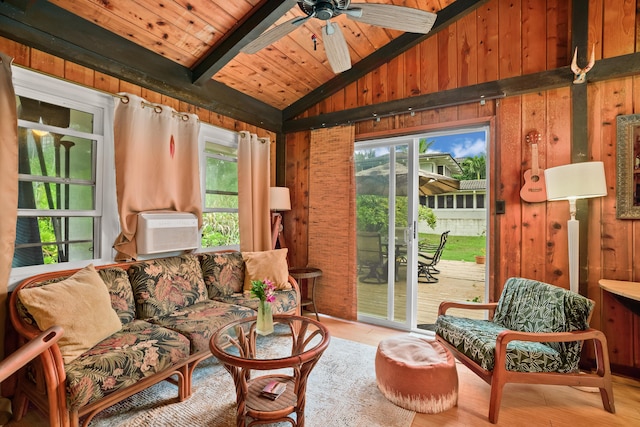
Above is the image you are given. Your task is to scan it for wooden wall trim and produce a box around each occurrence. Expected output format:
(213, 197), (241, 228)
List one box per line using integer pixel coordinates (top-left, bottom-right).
(571, 0), (590, 296)
(355, 116), (495, 141)
(284, 52), (640, 133)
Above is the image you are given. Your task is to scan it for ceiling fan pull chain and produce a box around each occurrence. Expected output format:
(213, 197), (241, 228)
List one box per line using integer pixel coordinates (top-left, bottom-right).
(311, 34), (317, 50)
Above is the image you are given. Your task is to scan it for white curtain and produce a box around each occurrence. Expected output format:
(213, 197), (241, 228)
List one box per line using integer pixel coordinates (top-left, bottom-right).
(0, 52), (18, 359)
(237, 131), (271, 252)
(113, 94), (201, 260)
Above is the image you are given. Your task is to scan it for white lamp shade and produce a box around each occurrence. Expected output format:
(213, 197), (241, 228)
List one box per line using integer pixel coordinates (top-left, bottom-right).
(269, 187), (291, 211)
(544, 161), (607, 201)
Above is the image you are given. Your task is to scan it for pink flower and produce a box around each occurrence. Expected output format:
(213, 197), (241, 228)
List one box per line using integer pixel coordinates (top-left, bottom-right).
(251, 278), (277, 304)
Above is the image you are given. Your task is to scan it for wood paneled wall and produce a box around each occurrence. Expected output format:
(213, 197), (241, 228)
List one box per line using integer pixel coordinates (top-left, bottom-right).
(284, 0), (640, 375)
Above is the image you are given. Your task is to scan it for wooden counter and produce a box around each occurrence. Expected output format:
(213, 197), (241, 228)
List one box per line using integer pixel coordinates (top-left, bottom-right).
(598, 279), (640, 302)
(598, 279), (640, 379)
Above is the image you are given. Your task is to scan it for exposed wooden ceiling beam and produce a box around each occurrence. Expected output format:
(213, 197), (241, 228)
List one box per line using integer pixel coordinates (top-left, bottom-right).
(283, 52), (640, 133)
(282, 0), (490, 121)
(0, 0), (283, 132)
(191, 0), (298, 85)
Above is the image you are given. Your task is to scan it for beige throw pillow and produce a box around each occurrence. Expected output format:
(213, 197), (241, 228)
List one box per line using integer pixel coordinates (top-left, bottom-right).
(18, 264), (123, 364)
(242, 249), (291, 291)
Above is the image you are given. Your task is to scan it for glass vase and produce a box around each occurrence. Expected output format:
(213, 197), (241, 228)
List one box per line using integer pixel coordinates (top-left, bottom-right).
(256, 300), (274, 336)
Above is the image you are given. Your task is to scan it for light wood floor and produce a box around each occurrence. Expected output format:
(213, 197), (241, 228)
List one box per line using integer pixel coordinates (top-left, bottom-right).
(321, 315), (640, 427)
(9, 315), (640, 426)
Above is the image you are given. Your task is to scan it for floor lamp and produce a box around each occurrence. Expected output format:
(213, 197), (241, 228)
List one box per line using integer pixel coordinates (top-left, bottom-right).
(270, 186), (291, 250)
(544, 161), (607, 294)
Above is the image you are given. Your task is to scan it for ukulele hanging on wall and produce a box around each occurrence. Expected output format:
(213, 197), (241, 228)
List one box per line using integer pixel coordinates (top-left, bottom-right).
(520, 131), (547, 203)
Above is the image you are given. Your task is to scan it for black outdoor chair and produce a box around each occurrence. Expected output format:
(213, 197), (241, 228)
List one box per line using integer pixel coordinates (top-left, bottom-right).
(417, 231), (449, 283)
(357, 231), (387, 284)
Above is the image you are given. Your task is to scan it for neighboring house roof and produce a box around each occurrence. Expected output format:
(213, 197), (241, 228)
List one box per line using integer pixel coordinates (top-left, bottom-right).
(419, 153), (462, 175)
(459, 179), (487, 191)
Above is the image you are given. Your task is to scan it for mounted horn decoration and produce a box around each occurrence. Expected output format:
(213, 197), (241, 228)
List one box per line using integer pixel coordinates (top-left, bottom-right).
(241, 1), (437, 74)
(570, 44), (596, 84)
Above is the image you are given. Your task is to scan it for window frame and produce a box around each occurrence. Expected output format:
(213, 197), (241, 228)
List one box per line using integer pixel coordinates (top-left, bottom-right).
(198, 122), (240, 251)
(9, 66), (117, 288)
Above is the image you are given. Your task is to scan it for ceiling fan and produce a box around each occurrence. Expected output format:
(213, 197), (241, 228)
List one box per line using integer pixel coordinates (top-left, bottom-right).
(241, 1), (437, 74)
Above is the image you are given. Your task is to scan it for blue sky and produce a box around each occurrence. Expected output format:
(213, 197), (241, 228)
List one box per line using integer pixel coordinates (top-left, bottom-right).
(426, 131), (486, 158)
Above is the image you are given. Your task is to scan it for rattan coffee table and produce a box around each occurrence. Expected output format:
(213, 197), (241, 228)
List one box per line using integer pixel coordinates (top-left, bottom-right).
(209, 315), (330, 427)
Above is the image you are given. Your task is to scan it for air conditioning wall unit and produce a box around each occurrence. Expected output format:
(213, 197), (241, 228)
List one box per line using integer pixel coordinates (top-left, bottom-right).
(136, 212), (199, 255)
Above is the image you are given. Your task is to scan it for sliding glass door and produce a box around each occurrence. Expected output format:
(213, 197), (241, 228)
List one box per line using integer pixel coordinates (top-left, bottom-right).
(355, 139), (419, 330)
(356, 126), (490, 331)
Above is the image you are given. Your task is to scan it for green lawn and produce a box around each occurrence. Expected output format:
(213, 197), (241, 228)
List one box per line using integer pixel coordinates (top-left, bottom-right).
(418, 233), (486, 263)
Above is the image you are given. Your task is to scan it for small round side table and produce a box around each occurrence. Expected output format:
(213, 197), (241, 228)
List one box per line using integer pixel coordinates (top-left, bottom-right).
(288, 267), (322, 321)
(210, 315), (330, 427)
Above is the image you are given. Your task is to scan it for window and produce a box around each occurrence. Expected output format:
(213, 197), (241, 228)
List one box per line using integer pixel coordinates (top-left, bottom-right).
(11, 67), (115, 278)
(200, 124), (240, 249)
(445, 194), (454, 208)
(423, 195), (435, 209)
(437, 165), (451, 176)
(466, 194), (475, 208)
(476, 194), (485, 209)
(436, 194), (455, 209)
(456, 194), (475, 209)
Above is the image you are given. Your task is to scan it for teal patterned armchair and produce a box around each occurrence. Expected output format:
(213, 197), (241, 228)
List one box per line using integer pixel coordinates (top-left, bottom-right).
(435, 277), (615, 423)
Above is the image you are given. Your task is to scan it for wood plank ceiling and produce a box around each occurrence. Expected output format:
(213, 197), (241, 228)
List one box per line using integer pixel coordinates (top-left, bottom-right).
(0, 0), (461, 131)
(48, 0), (453, 110)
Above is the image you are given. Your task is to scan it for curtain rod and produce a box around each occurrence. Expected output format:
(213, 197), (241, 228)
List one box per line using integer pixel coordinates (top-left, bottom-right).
(114, 93), (194, 122)
(11, 64), (196, 122)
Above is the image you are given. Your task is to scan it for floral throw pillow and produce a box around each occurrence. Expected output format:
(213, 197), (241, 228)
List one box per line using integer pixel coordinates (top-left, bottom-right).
(200, 251), (245, 298)
(128, 254), (208, 319)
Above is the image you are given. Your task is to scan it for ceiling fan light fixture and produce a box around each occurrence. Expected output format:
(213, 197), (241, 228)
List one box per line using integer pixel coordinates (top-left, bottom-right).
(315, 2), (336, 20)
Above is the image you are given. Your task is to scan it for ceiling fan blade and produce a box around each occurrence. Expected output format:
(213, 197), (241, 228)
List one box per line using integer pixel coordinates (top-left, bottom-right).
(340, 8), (363, 18)
(322, 22), (351, 73)
(348, 4), (437, 34)
(241, 17), (307, 54)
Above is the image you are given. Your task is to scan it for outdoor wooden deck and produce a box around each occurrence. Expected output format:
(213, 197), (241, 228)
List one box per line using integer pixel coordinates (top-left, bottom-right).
(357, 259), (487, 325)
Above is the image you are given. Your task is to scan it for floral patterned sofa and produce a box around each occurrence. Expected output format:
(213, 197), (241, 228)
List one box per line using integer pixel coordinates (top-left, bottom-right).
(435, 277), (614, 423)
(9, 250), (300, 427)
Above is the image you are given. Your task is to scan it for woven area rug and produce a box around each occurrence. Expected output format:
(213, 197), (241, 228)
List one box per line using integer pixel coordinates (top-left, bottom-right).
(83, 332), (415, 427)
